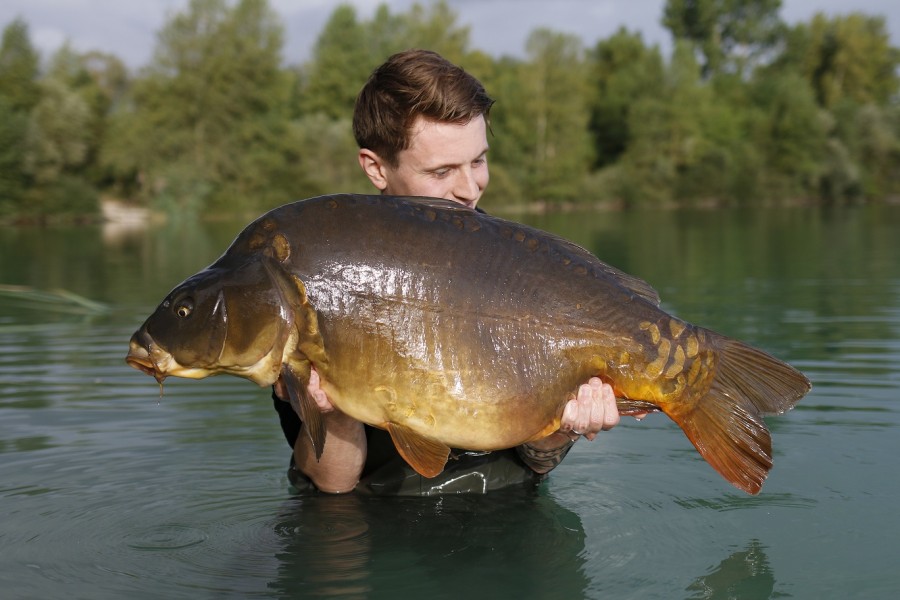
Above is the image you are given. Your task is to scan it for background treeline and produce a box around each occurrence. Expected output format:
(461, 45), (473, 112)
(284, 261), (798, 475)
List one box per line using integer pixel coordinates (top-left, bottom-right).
(1, 0), (898, 221)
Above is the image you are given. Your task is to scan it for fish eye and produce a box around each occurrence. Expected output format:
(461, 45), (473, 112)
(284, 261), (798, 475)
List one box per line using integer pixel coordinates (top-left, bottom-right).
(174, 299), (193, 318)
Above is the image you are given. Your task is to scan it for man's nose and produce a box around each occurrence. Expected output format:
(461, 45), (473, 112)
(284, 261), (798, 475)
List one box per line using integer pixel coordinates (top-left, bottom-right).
(452, 168), (481, 205)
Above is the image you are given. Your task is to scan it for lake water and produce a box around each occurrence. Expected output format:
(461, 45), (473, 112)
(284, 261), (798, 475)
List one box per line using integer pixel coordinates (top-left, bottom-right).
(1, 201), (898, 599)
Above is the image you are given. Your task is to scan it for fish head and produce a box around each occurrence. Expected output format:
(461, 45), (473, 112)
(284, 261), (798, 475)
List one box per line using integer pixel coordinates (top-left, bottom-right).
(126, 255), (298, 387)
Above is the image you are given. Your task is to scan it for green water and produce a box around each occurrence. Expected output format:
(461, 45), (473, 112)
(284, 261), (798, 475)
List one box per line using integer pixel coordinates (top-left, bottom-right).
(1, 203), (898, 599)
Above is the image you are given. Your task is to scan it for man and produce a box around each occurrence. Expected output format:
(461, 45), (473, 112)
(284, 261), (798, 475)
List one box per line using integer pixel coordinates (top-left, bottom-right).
(274, 49), (621, 495)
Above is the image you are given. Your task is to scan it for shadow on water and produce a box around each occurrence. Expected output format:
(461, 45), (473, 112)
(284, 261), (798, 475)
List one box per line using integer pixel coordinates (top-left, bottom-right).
(266, 490), (589, 599)
(264, 491), (781, 600)
(686, 540), (778, 600)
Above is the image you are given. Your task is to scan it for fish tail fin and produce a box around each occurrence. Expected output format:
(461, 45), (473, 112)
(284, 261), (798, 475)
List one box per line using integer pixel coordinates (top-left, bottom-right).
(668, 333), (811, 495)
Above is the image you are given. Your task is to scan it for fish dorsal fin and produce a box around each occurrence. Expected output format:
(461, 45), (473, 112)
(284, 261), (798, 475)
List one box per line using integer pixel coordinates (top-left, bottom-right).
(550, 235), (661, 306)
(385, 423), (451, 478)
(395, 196), (473, 213)
(281, 363), (326, 460)
(590, 260), (661, 306)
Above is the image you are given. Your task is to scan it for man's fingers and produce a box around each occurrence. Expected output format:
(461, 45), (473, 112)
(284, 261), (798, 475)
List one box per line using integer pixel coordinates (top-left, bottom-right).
(308, 368), (334, 412)
(560, 378), (620, 440)
(562, 399), (578, 426)
(273, 376), (286, 400)
(594, 379), (619, 431)
(573, 382), (593, 433)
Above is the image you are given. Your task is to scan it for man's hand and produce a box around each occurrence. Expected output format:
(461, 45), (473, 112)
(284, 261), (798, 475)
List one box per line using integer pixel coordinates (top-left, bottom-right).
(521, 377), (619, 465)
(516, 377), (621, 474)
(306, 368), (334, 413)
(558, 377), (619, 441)
(273, 368), (334, 413)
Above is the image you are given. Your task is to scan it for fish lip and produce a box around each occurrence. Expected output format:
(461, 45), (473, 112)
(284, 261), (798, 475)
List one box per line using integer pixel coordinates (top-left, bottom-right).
(126, 353), (167, 384)
(126, 331), (167, 384)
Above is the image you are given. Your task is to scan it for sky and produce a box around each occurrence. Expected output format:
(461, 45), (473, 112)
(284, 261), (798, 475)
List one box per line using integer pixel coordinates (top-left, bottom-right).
(2, 0), (898, 70)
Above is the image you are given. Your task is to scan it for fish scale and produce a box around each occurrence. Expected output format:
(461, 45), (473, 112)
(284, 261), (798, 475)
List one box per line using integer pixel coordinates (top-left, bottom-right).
(126, 194), (811, 494)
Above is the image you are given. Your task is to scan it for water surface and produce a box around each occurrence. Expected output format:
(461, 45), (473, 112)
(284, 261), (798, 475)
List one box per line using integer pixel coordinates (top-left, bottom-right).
(1, 203), (898, 598)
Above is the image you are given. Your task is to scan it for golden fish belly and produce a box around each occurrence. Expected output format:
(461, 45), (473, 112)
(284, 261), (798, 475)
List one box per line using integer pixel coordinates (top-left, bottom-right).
(323, 363), (566, 450)
(316, 311), (574, 450)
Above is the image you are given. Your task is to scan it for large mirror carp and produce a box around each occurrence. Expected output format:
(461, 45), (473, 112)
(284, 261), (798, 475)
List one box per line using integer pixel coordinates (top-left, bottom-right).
(126, 194), (810, 494)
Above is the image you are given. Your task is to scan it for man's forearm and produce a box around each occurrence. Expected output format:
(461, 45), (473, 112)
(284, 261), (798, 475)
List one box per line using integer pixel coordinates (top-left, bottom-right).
(293, 410), (366, 493)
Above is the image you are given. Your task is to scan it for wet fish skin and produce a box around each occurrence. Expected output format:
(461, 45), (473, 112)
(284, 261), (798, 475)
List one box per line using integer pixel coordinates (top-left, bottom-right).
(126, 194), (811, 494)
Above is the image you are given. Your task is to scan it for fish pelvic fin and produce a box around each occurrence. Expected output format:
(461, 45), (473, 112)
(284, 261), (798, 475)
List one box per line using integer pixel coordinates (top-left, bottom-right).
(281, 363), (326, 461)
(385, 422), (451, 478)
(670, 334), (811, 495)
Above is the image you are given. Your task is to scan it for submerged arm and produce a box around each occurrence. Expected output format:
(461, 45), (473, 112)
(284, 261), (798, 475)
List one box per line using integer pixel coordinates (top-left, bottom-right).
(292, 409), (366, 493)
(277, 369), (366, 493)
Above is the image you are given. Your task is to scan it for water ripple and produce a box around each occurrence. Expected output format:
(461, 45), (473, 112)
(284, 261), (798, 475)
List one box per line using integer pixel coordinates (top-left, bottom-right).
(126, 524), (209, 551)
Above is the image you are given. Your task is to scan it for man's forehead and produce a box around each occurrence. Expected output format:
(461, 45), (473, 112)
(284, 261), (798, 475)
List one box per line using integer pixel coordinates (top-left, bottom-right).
(404, 115), (488, 165)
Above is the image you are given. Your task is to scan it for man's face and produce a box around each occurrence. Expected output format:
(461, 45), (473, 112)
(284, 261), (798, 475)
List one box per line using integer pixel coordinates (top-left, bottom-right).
(376, 115), (490, 208)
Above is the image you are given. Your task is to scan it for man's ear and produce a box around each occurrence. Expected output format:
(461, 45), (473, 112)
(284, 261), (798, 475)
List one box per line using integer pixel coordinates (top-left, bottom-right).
(358, 149), (389, 191)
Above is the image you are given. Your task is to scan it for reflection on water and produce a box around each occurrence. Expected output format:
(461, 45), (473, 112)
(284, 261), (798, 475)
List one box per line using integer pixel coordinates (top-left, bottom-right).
(269, 491), (589, 599)
(267, 495), (787, 600)
(1, 203), (899, 597)
(687, 540), (775, 600)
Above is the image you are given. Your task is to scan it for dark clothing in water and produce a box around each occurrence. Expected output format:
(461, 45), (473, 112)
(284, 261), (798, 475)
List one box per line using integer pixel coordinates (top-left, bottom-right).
(273, 395), (544, 496)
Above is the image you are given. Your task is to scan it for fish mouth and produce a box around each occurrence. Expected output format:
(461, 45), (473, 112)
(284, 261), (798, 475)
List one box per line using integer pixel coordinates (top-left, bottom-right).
(126, 330), (167, 384)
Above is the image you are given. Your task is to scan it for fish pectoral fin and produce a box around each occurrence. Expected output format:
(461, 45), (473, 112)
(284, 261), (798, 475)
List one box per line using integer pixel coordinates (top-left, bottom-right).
(281, 363), (326, 461)
(385, 423), (450, 478)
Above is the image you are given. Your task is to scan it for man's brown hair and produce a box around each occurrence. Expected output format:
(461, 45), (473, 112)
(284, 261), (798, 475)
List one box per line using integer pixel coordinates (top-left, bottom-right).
(353, 49), (494, 166)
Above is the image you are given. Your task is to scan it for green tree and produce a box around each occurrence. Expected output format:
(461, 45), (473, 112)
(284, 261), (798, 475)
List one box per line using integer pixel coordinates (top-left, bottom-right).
(473, 55), (527, 205)
(0, 18), (40, 111)
(826, 101), (900, 201)
(613, 42), (708, 205)
(748, 72), (828, 200)
(104, 0), (292, 215)
(0, 97), (30, 216)
(296, 4), (370, 119)
(298, 1), (472, 121)
(775, 13), (900, 109)
(396, 0), (471, 63)
(663, 0), (784, 77)
(850, 104), (900, 199)
(0, 19), (41, 215)
(45, 46), (129, 189)
(286, 113), (370, 195)
(23, 78), (91, 187)
(610, 41), (757, 207)
(507, 29), (593, 202)
(587, 28), (665, 168)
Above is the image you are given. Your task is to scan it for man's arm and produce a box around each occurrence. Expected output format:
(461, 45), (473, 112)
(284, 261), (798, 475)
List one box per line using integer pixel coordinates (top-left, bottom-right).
(292, 409), (366, 493)
(276, 369), (367, 493)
